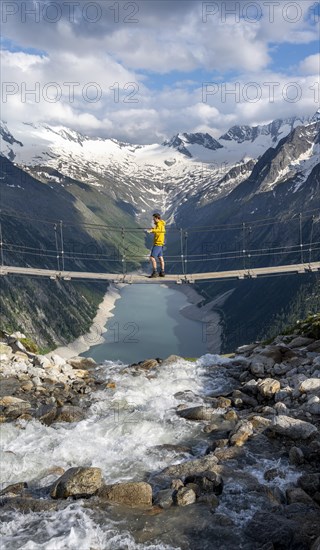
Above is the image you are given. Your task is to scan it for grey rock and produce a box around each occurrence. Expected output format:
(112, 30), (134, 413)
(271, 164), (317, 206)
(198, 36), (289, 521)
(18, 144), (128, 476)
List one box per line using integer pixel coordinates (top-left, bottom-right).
(289, 446), (304, 465)
(229, 420), (253, 446)
(307, 403), (320, 415)
(241, 379), (258, 395)
(98, 481), (152, 508)
(273, 363), (291, 376)
(214, 446), (245, 461)
(51, 467), (102, 498)
(288, 336), (315, 348)
(275, 388), (292, 403)
(245, 511), (295, 546)
(33, 355), (52, 369)
(274, 402), (288, 414)
(250, 415), (272, 433)
(307, 340), (320, 351)
(0, 482), (28, 497)
(136, 359), (159, 371)
(185, 471), (223, 495)
(299, 379), (320, 393)
(67, 357), (96, 369)
(232, 390), (258, 407)
(298, 473), (320, 497)
(1, 497), (58, 513)
(177, 405), (215, 421)
(0, 343), (13, 357)
(175, 486), (196, 506)
(272, 415), (318, 440)
(34, 404), (57, 426)
(286, 487), (315, 505)
(257, 378), (281, 398)
(259, 346), (283, 363)
(250, 362), (265, 376)
(236, 343), (258, 354)
(156, 488), (173, 509)
(171, 479), (184, 491)
(54, 405), (85, 423)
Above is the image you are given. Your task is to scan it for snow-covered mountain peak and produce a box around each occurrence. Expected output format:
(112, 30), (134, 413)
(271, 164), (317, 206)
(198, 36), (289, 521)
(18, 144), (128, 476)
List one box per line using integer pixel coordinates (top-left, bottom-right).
(1, 112), (318, 224)
(163, 131), (223, 158)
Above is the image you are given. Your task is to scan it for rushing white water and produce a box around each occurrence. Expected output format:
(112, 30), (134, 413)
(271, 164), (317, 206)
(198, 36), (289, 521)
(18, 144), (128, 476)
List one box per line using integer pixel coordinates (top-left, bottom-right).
(0, 355), (231, 484)
(0, 355), (232, 549)
(0, 354), (303, 549)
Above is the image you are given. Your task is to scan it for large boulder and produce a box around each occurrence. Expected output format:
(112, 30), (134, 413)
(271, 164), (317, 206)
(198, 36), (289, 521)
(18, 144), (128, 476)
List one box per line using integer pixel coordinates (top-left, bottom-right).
(50, 467), (102, 498)
(257, 378), (280, 398)
(133, 359), (159, 371)
(54, 406), (85, 423)
(177, 406), (215, 421)
(67, 357), (96, 370)
(98, 481), (152, 508)
(175, 486), (196, 506)
(229, 420), (253, 447)
(155, 488), (174, 509)
(0, 482), (28, 497)
(34, 404), (57, 426)
(299, 379), (320, 393)
(162, 454), (219, 478)
(272, 415), (317, 440)
(0, 343), (13, 358)
(185, 471), (223, 495)
(0, 396), (32, 419)
(298, 473), (320, 498)
(286, 487), (315, 505)
(288, 336), (314, 348)
(33, 355), (52, 369)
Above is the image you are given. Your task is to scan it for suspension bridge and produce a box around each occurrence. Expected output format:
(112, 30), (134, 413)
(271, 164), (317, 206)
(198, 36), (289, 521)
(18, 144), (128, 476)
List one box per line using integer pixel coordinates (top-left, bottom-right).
(0, 262), (319, 284)
(0, 209), (319, 284)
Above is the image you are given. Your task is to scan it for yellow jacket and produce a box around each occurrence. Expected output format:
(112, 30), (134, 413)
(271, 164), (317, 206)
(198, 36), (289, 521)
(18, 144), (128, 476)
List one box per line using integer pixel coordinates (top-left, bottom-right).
(151, 219), (166, 246)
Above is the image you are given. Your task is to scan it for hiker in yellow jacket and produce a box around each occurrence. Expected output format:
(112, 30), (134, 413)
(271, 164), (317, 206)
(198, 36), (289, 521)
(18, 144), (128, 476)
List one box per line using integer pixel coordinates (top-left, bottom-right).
(146, 213), (166, 278)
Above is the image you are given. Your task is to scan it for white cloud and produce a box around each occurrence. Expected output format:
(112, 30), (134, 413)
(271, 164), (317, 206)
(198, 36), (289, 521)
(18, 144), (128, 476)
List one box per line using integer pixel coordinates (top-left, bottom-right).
(299, 53), (320, 75)
(1, 0), (319, 143)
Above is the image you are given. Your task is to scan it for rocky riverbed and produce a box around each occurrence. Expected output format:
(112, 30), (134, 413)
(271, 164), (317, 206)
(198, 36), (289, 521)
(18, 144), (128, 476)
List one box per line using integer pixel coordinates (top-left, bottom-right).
(0, 327), (320, 549)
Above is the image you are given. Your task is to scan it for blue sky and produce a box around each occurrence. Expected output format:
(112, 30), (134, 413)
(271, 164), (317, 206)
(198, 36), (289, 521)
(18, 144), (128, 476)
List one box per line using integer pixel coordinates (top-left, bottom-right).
(1, 0), (319, 143)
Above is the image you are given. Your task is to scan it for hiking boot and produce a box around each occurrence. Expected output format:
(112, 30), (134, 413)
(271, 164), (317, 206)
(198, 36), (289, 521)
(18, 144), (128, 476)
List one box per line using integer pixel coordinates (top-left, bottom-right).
(148, 271), (159, 278)
(159, 271), (165, 277)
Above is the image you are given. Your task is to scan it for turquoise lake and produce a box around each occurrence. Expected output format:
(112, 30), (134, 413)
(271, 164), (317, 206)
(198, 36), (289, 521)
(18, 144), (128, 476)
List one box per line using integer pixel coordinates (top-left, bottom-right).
(81, 284), (215, 364)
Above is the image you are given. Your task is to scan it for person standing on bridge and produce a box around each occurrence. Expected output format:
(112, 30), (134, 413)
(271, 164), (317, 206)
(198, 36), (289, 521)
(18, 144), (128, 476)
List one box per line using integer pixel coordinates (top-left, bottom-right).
(146, 213), (166, 278)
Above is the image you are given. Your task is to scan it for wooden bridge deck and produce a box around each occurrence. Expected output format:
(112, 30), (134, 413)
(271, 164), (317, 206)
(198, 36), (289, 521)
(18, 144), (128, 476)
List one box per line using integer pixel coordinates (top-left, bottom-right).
(1, 262), (319, 284)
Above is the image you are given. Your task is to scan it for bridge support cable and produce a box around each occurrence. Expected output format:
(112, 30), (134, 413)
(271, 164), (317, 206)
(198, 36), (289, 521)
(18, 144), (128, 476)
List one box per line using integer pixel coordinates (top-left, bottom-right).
(184, 231), (188, 277)
(299, 213), (304, 264)
(247, 225), (252, 271)
(60, 220), (65, 272)
(309, 215), (315, 266)
(180, 228), (185, 276)
(121, 227), (127, 275)
(242, 222), (247, 271)
(53, 224), (60, 271)
(0, 223), (4, 267)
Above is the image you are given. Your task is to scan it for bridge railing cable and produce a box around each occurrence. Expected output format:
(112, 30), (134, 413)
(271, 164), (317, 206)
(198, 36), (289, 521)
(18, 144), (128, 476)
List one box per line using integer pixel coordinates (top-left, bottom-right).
(0, 223), (4, 268)
(53, 224), (60, 271)
(1, 207), (320, 233)
(1, 209), (319, 274)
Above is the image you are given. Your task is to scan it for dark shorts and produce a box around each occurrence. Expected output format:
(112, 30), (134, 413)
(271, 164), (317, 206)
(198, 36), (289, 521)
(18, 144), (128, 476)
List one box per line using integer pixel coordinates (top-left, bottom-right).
(150, 246), (163, 258)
